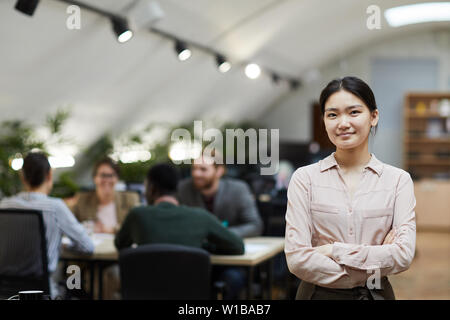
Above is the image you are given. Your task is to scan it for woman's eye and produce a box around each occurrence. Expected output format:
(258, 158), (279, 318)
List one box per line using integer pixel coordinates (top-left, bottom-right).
(327, 113), (336, 117)
(351, 110), (360, 115)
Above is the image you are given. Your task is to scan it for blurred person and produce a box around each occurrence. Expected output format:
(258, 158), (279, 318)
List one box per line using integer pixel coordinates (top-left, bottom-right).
(177, 155), (263, 238)
(275, 160), (294, 190)
(176, 154), (263, 299)
(115, 163), (244, 254)
(285, 76), (416, 300)
(0, 152), (94, 299)
(115, 163), (245, 300)
(70, 157), (139, 234)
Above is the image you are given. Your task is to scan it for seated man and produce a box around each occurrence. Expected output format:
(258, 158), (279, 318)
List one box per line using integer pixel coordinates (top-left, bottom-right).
(0, 152), (94, 298)
(176, 154), (264, 299)
(115, 163), (244, 255)
(176, 155), (263, 238)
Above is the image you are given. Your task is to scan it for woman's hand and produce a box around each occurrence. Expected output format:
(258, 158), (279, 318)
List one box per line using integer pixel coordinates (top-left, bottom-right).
(93, 221), (104, 233)
(93, 221), (116, 234)
(313, 244), (333, 258)
(383, 228), (397, 245)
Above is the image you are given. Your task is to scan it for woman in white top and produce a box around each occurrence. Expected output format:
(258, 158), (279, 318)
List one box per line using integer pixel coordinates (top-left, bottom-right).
(285, 76), (416, 300)
(70, 158), (139, 234)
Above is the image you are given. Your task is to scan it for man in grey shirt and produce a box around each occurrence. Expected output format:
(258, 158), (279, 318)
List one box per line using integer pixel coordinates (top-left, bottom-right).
(0, 152), (94, 298)
(177, 156), (263, 238)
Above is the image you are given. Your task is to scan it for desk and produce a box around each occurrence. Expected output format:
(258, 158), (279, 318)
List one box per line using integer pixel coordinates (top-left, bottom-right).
(211, 237), (285, 299)
(61, 236), (285, 299)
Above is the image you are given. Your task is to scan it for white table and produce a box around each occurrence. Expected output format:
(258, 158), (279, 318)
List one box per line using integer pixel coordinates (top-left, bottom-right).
(61, 236), (285, 299)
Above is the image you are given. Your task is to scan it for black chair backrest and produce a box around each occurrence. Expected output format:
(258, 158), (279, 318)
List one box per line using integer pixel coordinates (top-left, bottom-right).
(0, 208), (50, 297)
(119, 243), (211, 300)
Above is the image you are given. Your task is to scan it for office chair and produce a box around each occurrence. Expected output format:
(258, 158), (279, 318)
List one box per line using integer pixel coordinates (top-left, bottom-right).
(0, 208), (50, 299)
(119, 243), (223, 300)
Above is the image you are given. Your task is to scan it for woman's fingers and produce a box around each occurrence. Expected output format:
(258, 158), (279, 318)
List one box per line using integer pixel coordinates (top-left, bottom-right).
(383, 228), (396, 244)
(383, 230), (392, 245)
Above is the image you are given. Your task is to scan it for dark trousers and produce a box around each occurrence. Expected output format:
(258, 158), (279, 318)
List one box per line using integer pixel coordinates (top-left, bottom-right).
(212, 266), (246, 300)
(296, 277), (395, 300)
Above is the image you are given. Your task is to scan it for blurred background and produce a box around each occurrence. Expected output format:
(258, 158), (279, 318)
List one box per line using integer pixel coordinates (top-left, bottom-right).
(0, 0), (449, 299)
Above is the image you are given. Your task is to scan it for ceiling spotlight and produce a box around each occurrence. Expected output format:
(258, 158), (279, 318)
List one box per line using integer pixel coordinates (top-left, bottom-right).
(245, 63), (261, 79)
(111, 17), (133, 43)
(271, 73), (281, 85)
(15, 0), (40, 16)
(289, 79), (301, 90)
(216, 54), (231, 73)
(175, 41), (191, 61)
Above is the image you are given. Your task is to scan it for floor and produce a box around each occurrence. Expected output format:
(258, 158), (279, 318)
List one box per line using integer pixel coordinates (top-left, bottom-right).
(388, 231), (450, 300)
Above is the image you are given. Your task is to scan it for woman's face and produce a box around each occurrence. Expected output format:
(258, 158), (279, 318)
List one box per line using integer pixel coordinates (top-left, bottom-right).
(323, 90), (378, 150)
(94, 164), (118, 194)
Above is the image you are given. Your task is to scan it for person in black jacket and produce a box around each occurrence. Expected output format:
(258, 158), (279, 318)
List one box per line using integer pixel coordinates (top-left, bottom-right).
(115, 163), (244, 255)
(177, 155), (264, 299)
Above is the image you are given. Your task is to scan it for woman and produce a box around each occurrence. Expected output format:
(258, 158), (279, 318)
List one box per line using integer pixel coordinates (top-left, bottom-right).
(285, 76), (416, 300)
(71, 157), (139, 234)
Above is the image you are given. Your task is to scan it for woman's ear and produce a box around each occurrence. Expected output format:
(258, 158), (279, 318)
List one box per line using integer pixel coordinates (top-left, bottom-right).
(371, 109), (379, 127)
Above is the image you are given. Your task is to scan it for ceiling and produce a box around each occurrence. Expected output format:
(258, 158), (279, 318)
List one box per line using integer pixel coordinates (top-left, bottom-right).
(0, 0), (447, 153)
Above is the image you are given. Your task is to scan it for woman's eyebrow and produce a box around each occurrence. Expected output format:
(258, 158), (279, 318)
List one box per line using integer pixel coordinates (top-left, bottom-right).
(324, 105), (363, 112)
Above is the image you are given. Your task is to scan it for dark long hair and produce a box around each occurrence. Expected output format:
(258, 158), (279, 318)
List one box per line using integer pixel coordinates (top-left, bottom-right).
(319, 76), (378, 133)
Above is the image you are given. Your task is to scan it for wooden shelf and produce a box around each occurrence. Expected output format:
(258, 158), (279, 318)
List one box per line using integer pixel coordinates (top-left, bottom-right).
(406, 138), (450, 144)
(407, 160), (450, 166)
(404, 92), (450, 181)
(405, 111), (449, 119)
(405, 92), (450, 99)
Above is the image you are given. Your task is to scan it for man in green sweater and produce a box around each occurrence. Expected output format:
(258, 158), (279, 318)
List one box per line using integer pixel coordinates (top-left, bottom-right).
(115, 163), (244, 255)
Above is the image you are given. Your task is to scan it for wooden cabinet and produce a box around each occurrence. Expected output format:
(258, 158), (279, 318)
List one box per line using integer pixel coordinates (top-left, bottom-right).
(404, 92), (450, 231)
(403, 92), (450, 180)
(414, 179), (450, 231)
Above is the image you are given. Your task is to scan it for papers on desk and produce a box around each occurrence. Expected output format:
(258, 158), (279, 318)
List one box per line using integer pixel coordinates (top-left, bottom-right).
(62, 233), (114, 247)
(92, 234), (113, 246)
(244, 243), (269, 254)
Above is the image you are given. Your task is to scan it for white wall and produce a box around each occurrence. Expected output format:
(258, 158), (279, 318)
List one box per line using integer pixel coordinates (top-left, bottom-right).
(258, 28), (450, 167)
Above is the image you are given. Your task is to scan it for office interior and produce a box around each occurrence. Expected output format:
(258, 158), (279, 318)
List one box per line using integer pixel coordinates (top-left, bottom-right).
(0, 0), (449, 300)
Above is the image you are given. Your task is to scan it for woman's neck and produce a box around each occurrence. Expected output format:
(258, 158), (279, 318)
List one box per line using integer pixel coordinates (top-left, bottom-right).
(97, 191), (115, 205)
(334, 142), (371, 171)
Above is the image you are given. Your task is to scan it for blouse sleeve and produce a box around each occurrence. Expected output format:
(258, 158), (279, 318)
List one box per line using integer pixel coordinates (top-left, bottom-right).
(285, 168), (371, 288)
(330, 171), (416, 276)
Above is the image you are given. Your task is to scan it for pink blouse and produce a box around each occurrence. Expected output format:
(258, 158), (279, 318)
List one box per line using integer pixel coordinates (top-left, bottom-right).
(285, 152), (416, 288)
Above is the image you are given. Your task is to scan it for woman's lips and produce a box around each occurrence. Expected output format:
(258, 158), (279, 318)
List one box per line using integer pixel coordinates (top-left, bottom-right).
(338, 133), (354, 137)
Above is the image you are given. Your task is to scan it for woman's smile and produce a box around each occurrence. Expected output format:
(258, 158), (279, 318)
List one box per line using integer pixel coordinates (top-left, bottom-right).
(338, 132), (355, 138)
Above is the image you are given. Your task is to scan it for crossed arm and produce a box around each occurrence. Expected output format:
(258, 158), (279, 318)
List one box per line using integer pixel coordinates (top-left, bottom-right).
(285, 169), (416, 289)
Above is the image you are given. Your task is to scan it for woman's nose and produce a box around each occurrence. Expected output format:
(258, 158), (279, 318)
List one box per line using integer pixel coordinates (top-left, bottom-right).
(338, 116), (351, 128)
